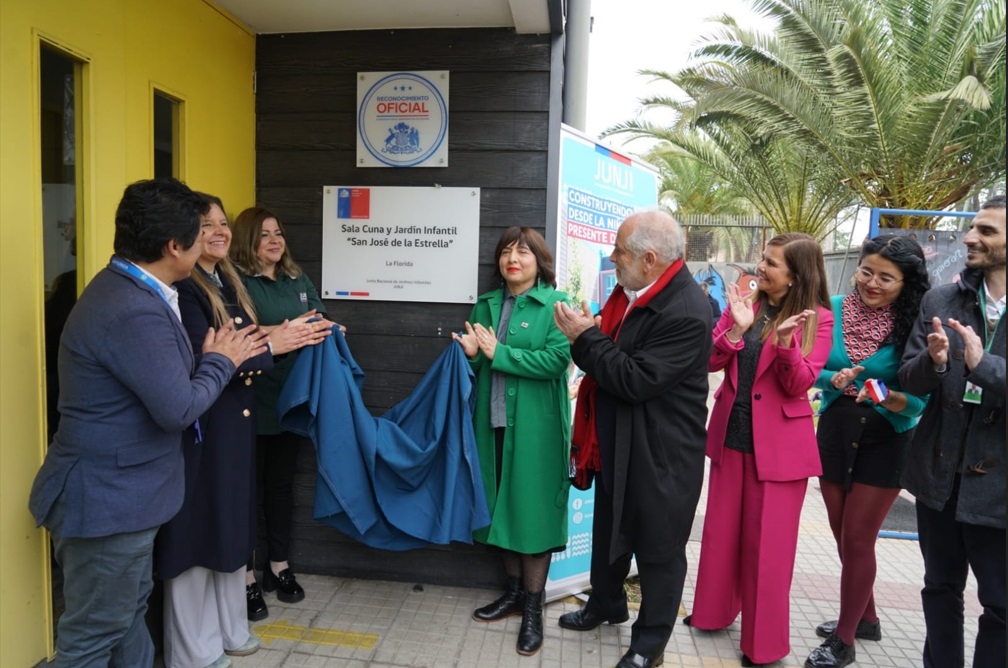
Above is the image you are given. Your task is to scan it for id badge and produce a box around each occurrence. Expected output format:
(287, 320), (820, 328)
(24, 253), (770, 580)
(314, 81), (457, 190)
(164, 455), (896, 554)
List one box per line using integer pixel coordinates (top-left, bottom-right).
(963, 381), (983, 404)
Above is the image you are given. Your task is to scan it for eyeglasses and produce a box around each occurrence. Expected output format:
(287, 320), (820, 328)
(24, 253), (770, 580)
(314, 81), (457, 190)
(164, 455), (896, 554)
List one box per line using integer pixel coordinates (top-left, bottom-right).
(854, 266), (902, 288)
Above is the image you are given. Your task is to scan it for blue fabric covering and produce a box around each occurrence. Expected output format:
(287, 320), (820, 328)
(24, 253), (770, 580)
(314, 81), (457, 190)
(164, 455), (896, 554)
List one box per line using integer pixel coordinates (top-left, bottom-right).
(277, 329), (490, 550)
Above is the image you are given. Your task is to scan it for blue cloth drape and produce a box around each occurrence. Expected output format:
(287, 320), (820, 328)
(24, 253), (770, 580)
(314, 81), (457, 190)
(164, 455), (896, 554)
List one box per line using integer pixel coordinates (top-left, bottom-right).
(277, 329), (490, 550)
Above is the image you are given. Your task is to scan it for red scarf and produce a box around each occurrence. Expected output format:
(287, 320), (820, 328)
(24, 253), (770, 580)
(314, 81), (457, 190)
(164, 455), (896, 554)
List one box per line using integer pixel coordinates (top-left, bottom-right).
(570, 259), (684, 490)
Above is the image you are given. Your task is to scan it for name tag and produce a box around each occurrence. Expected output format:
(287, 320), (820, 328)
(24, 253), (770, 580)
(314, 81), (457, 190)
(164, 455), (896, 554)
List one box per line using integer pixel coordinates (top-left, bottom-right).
(963, 381), (983, 404)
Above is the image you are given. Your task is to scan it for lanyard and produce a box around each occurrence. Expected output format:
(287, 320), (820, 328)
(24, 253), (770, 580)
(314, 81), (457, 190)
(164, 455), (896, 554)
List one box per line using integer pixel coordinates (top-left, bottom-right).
(110, 256), (174, 311)
(978, 283), (1005, 352)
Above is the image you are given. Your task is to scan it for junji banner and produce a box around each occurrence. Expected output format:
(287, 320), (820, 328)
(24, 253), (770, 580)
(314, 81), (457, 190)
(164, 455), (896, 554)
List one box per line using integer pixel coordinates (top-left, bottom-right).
(357, 71), (449, 168)
(554, 125), (660, 313)
(545, 126), (658, 602)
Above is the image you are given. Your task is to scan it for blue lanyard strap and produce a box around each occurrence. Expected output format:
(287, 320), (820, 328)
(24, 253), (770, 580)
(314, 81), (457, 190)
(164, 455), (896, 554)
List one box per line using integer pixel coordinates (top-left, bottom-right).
(110, 256), (174, 311)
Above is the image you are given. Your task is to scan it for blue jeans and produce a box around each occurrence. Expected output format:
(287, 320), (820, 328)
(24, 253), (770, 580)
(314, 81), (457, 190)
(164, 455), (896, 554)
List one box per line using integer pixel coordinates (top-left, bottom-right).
(50, 500), (159, 667)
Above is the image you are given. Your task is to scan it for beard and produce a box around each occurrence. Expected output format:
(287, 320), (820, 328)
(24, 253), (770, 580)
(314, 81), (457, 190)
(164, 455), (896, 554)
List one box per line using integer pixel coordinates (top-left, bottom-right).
(966, 245), (1007, 270)
(616, 266), (646, 290)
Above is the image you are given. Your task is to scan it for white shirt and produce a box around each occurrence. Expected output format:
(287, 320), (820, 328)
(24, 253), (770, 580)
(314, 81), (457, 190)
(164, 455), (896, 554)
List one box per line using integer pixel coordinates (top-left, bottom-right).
(623, 279), (657, 319)
(135, 264), (182, 322)
(983, 279), (1006, 323)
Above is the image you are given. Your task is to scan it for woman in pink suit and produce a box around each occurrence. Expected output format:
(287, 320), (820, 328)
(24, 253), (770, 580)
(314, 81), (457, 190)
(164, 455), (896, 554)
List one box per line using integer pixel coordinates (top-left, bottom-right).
(684, 232), (833, 666)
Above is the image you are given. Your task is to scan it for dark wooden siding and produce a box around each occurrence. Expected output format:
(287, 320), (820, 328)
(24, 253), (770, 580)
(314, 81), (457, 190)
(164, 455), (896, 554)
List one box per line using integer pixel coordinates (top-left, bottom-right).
(255, 28), (555, 588)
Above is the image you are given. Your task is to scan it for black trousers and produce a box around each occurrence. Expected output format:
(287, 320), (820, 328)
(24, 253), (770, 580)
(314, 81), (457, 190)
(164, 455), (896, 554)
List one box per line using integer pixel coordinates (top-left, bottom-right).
(916, 476), (1006, 668)
(255, 432), (306, 563)
(586, 477), (687, 659)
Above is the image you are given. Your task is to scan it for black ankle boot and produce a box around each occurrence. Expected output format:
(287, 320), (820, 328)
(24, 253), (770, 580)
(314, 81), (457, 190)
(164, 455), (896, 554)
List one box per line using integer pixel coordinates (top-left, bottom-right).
(473, 576), (524, 622)
(516, 590), (544, 656)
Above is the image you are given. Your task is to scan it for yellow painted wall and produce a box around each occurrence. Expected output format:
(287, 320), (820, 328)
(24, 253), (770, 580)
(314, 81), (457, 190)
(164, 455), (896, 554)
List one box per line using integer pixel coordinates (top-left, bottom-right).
(0, 1), (255, 664)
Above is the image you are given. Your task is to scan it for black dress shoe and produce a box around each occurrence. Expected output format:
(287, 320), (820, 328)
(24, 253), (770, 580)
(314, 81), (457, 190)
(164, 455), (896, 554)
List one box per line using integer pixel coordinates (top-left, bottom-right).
(816, 617), (881, 641)
(262, 567), (305, 603)
(741, 654), (756, 667)
(558, 606), (630, 631)
(805, 634), (855, 668)
(615, 649), (664, 668)
(246, 582), (268, 622)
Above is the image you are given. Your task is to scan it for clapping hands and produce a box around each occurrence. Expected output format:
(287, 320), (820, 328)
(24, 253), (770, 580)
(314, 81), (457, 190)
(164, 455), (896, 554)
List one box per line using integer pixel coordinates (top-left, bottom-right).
(776, 309), (817, 348)
(452, 322), (498, 359)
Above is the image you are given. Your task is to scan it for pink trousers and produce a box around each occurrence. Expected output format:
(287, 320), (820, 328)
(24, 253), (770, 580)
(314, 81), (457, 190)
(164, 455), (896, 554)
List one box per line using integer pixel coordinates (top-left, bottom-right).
(690, 447), (808, 664)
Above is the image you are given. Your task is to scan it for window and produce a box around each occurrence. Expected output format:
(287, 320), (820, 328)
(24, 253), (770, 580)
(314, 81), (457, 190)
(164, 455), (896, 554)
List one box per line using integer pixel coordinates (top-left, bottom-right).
(39, 44), (83, 439)
(153, 90), (181, 178)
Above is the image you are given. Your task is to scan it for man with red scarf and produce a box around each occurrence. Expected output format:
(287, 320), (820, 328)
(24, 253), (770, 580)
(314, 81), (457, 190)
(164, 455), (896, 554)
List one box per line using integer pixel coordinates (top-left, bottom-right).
(553, 210), (712, 668)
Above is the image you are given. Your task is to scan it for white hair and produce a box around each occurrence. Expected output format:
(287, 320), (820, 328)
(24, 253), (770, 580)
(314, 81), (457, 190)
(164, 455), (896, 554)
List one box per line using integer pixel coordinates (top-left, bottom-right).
(623, 209), (684, 262)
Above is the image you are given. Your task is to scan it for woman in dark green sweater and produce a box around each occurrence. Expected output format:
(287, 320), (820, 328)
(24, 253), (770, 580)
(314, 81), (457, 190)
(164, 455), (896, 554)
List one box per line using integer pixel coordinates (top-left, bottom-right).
(230, 207), (337, 621)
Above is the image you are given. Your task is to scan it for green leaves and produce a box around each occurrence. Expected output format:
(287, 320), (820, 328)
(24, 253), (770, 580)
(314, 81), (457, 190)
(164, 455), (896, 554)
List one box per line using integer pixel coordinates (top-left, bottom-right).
(605, 0), (1006, 231)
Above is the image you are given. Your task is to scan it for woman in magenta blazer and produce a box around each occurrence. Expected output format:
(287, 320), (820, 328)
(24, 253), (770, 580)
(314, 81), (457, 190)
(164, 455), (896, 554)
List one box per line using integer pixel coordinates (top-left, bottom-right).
(684, 233), (833, 666)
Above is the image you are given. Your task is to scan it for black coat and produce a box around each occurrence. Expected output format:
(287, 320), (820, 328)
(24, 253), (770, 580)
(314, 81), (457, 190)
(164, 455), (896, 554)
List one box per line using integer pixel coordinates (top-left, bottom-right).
(154, 271), (272, 578)
(899, 268), (1006, 529)
(572, 268), (712, 563)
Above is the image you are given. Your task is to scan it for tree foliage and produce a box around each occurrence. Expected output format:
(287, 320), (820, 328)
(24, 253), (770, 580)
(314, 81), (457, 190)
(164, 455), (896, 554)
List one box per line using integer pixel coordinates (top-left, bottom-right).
(607, 0), (1007, 230)
(642, 146), (752, 216)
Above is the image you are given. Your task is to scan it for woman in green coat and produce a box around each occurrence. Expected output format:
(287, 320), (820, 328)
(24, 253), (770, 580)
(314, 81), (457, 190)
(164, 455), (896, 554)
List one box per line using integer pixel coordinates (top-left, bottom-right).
(453, 226), (571, 657)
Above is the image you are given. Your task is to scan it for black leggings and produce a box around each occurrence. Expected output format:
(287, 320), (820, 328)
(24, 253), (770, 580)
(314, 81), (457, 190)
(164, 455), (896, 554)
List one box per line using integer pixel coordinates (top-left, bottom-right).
(253, 432), (305, 564)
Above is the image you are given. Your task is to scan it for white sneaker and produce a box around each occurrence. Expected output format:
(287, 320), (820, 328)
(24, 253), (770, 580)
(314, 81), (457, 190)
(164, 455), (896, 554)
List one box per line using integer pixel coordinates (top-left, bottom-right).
(224, 630), (261, 657)
(205, 655), (232, 668)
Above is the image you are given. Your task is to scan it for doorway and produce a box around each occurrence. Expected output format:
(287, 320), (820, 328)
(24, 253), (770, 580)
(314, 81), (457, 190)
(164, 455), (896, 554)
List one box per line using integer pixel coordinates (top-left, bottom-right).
(39, 41), (85, 648)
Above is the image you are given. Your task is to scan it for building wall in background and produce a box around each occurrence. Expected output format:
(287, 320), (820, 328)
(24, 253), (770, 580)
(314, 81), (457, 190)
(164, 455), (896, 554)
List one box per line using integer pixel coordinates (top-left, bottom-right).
(254, 28), (555, 586)
(0, 1), (254, 663)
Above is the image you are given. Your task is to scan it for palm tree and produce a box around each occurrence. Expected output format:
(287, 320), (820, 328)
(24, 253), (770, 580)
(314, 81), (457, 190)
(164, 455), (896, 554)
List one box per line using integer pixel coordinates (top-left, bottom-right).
(609, 109), (855, 239)
(646, 0), (1006, 228)
(644, 146), (751, 216)
(640, 146), (771, 260)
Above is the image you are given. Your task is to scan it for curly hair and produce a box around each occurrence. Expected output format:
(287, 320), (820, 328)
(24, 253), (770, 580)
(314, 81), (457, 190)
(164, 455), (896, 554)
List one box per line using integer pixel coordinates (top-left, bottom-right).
(857, 234), (930, 349)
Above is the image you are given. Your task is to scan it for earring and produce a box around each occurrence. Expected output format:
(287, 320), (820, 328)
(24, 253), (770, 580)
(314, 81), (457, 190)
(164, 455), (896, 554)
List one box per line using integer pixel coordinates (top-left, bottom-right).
(788, 283), (793, 287)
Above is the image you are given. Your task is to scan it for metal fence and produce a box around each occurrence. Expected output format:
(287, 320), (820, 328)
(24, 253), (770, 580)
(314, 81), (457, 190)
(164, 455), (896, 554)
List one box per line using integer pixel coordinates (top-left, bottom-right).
(680, 214), (773, 263)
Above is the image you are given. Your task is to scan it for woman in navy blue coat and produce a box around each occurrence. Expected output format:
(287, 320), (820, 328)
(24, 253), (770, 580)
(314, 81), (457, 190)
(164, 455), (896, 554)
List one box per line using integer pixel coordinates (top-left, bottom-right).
(154, 195), (324, 667)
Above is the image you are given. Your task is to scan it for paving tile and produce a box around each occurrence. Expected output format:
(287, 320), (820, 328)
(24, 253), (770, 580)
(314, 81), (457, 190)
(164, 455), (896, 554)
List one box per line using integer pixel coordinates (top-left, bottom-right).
(152, 386), (981, 667)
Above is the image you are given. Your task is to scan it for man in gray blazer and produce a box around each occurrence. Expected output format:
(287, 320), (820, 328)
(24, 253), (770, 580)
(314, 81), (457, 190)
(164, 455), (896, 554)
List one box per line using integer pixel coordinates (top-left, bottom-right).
(29, 178), (267, 668)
